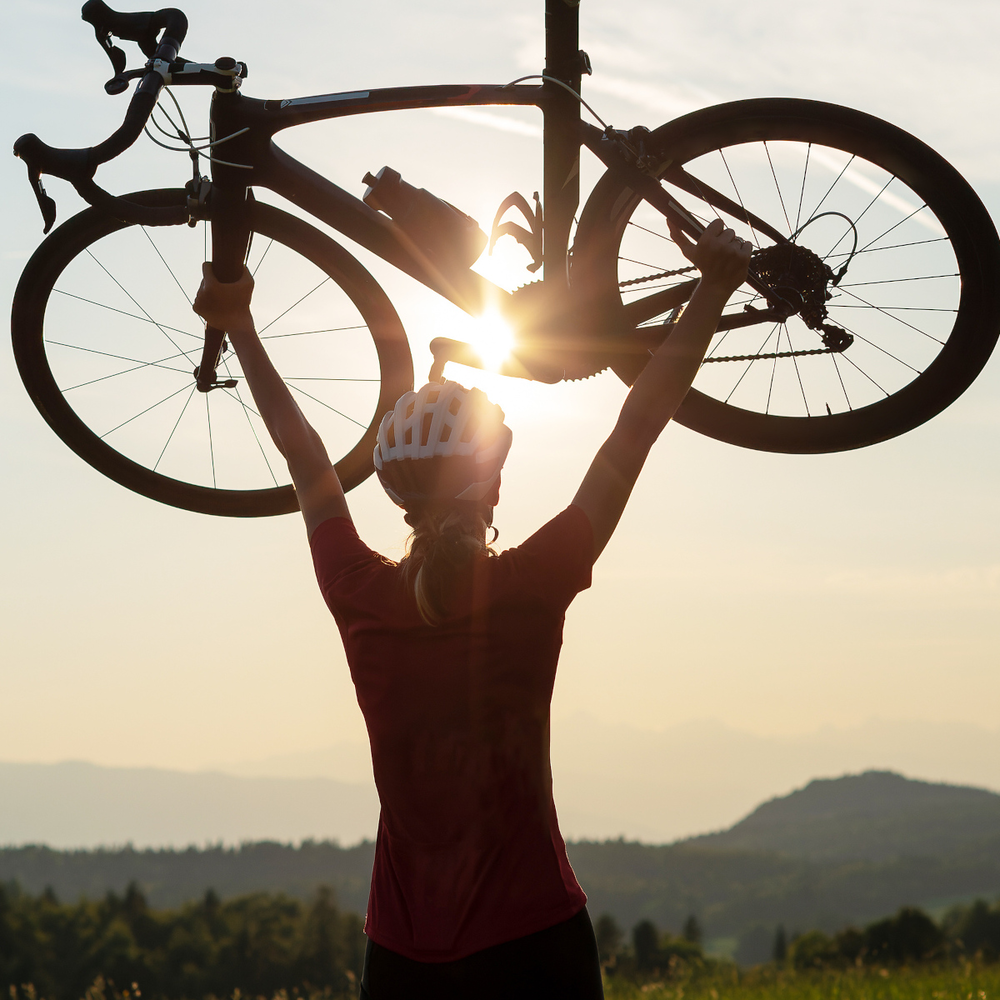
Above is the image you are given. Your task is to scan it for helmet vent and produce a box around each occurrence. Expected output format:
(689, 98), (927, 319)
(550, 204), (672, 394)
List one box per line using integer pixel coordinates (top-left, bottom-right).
(448, 397), (462, 416)
(421, 413), (433, 447)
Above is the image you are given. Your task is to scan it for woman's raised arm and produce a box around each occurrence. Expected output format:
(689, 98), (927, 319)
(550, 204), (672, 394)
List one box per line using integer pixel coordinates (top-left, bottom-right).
(193, 265), (351, 535)
(572, 219), (751, 559)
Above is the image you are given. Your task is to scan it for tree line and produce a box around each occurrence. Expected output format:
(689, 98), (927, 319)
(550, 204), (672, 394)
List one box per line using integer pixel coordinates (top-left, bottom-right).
(3, 880), (999, 1000)
(0, 882), (364, 1000)
(592, 899), (1000, 982)
(778, 899), (1000, 970)
(5, 838), (1000, 944)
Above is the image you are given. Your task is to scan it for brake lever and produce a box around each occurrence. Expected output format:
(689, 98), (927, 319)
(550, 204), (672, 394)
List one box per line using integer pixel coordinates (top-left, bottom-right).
(91, 23), (128, 81)
(13, 139), (58, 233)
(104, 66), (150, 97)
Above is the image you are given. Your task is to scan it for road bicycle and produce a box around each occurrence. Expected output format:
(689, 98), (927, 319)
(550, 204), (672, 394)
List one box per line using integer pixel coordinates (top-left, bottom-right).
(12, 0), (1000, 516)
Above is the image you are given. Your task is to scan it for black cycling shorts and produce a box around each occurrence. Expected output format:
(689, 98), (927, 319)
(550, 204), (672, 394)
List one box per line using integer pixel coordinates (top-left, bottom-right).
(359, 906), (604, 1000)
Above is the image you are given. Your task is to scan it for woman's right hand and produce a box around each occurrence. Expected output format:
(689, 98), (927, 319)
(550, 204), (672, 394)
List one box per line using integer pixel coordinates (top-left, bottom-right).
(667, 217), (752, 297)
(192, 263), (255, 332)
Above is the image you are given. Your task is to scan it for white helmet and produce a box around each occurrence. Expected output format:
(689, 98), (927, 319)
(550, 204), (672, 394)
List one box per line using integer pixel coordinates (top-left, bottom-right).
(373, 381), (513, 507)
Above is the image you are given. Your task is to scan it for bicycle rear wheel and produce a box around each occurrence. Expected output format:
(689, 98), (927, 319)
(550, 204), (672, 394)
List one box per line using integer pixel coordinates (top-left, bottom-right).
(573, 99), (1000, 453)
(12, 190), (413, 516)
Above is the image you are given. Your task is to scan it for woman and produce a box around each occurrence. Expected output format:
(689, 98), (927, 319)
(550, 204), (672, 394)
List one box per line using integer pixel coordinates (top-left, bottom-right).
(194, 218), (750, 999)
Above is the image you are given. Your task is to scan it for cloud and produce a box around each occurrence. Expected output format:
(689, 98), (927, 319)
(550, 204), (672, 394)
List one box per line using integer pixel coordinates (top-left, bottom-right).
(430, 106), (542, 139)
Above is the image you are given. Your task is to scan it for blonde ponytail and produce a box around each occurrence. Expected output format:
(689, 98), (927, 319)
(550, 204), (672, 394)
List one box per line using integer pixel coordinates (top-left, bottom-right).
(399, 503), (497, 625)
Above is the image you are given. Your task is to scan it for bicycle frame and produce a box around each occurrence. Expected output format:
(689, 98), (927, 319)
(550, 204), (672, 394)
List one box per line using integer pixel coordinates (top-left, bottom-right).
(191, 0), (590, 385)
(207, 83), (548, 313)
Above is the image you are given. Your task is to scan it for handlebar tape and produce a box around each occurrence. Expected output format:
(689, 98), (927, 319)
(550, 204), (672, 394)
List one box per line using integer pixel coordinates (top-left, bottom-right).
(14, 84), (157, 181)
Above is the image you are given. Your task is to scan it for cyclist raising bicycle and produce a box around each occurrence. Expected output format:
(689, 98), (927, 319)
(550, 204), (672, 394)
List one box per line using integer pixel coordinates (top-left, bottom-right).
(193, 218), (750, 1000)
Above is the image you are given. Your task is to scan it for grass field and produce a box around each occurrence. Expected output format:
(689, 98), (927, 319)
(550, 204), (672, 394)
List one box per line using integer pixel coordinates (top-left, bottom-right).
(603, 964), (1000, 1000)
(8, 965), (1000, 1000)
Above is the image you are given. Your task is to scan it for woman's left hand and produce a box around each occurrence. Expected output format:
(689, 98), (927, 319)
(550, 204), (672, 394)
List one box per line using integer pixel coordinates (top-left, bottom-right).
(667, 217), (752, 297)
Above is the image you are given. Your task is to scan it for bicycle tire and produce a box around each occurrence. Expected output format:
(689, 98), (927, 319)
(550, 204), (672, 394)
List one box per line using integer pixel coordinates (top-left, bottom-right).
(573, 99), (1000, 453)
(12, 189), (414, 516)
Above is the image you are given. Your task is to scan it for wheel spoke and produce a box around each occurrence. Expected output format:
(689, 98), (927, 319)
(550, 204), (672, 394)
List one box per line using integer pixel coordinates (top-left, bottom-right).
(47, 341), (193, 388)
(763, 141), (792, 234)
(154, 386), (198, 472)
(794, 143), (811, 233)
(205, 394), (217, 489)
(821, 173), (896, 261)
(84, 248), (201, 366)
(52, 288), (200, 341)
(831, 286), (950, 345)
(788, 328), (810, 416)
(101, 382), (194, 439)
(226, 385), (282, 487)
(260, 324), (371, 340)
(717, 147), (760, 246)
(287, 382), (368, 428)
(804, 152), (855, 224)
(829, 351), (852, 411)
(141, 225), (194, 306)
(723, 325), (780, 403)
(836, 319), (922, 374)
(765, 326), (781, 413)
(256, 276), (333, 335)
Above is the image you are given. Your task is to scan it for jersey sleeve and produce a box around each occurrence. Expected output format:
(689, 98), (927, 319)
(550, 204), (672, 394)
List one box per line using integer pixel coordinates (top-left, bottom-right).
(500, 504), (594, 609)
(309, 516), (386, 615)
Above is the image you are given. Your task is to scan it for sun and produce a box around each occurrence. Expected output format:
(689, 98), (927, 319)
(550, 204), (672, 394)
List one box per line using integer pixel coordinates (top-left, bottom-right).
(465, 309), (517, 373)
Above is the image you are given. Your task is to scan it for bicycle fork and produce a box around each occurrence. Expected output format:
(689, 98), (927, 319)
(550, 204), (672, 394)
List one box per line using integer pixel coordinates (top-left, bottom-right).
(195, 182), (252, 391)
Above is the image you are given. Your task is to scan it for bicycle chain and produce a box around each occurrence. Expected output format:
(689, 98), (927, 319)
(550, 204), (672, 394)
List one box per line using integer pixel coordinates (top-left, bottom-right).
(702, 345), (838, 364)
(618, 265), (698, 287)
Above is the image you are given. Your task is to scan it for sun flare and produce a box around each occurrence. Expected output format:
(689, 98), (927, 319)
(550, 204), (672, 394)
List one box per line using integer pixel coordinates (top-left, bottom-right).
(466, 310), (516, 373)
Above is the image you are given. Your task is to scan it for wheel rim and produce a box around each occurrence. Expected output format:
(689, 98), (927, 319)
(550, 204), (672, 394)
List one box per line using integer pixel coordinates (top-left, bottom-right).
(18, 199), (411, 514)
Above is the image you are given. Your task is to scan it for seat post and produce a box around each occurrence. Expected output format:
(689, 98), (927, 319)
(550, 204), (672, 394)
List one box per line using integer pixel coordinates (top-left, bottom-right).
(542, 0), (582, 287)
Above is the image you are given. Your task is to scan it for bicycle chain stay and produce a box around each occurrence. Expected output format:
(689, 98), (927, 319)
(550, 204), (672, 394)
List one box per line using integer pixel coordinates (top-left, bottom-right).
(620, 242), (854, 364)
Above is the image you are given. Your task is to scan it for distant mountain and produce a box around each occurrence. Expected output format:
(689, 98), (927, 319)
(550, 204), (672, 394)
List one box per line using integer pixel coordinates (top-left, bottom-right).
(216, 716), (1000, 846)
(5, 718), (1000, 849)
(0, 761), (379, 849)
(688, 771), (1000, 861)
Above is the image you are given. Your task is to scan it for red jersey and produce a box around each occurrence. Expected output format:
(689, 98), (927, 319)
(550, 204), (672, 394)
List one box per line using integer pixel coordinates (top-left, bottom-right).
(310, 505), (593, 961)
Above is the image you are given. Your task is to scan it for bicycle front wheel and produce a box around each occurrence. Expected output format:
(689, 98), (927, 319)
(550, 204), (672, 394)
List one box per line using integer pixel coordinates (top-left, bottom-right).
(573, 99), (1000, 453)
(12, 190), (413, 516)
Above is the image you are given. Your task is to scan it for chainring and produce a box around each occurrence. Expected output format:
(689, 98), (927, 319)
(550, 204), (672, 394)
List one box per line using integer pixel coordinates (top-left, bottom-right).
(506, 282), (612, 382)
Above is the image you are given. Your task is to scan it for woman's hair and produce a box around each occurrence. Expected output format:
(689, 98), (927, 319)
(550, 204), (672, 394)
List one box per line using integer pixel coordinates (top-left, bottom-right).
(398, 501), (497, 625)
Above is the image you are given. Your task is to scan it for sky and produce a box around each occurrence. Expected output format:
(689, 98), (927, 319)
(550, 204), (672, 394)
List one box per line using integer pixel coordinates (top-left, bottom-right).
(2, 0), (999, 842)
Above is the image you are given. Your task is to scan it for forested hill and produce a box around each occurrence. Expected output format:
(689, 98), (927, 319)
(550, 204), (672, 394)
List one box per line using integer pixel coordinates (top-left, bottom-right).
(686, 770), (1000, 861)
(2, 771), (1000, 939)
